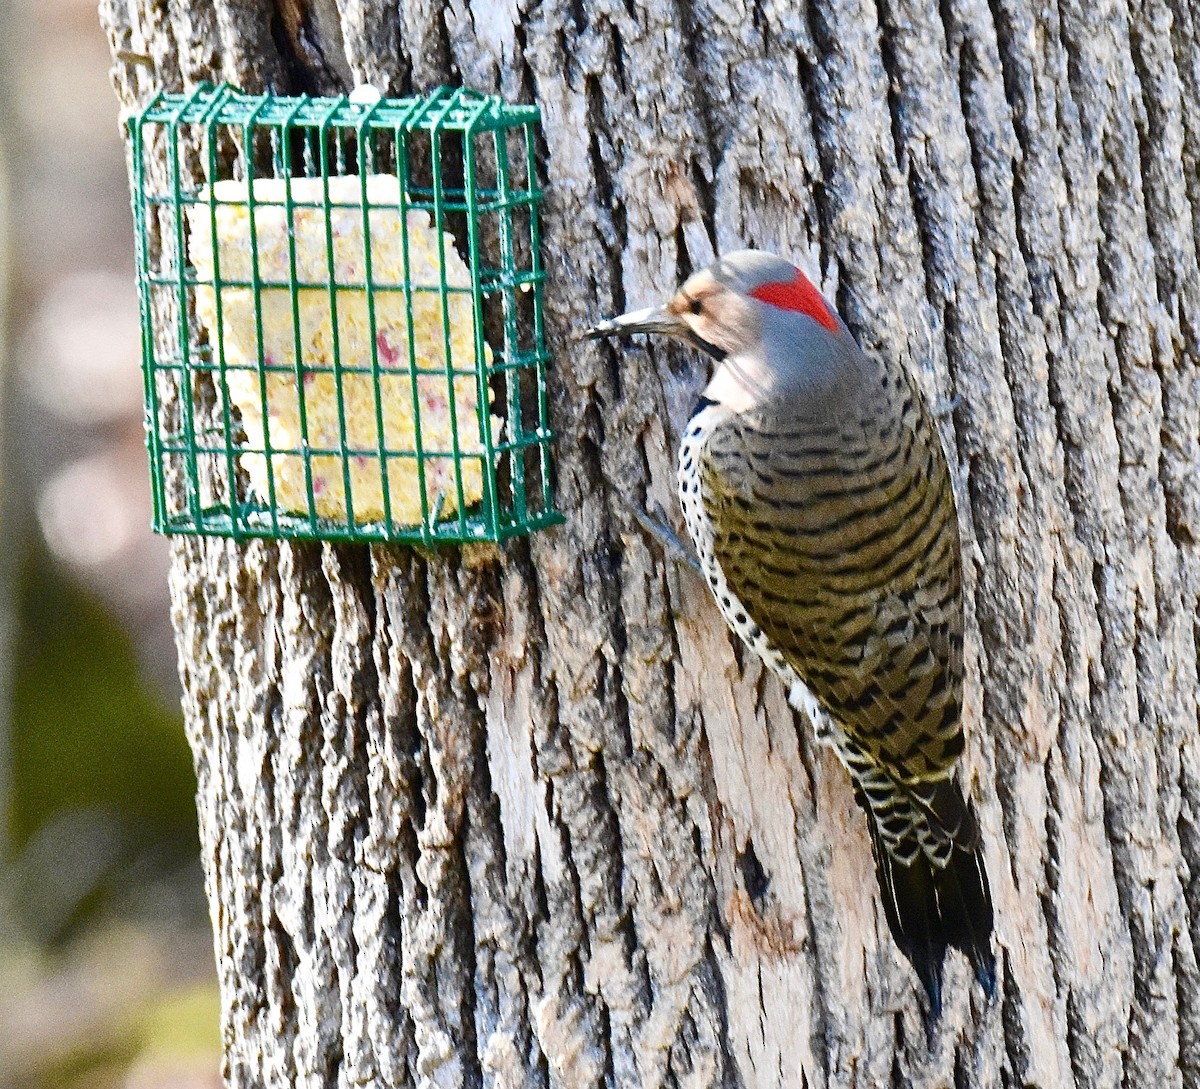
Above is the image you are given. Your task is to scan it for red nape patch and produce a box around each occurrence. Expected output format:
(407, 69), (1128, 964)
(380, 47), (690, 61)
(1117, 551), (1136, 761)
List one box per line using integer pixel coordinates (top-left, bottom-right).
(749, 269), (839, 331)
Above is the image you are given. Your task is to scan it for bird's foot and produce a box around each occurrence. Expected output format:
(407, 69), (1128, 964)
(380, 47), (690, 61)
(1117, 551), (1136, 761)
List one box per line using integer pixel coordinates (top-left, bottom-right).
(932, 393), (962, 419)
(622, 498), (703, 577)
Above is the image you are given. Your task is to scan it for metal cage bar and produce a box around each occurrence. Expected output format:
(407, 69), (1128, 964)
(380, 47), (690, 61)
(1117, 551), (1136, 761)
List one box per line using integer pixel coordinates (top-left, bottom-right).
(129, 83), (563, 544)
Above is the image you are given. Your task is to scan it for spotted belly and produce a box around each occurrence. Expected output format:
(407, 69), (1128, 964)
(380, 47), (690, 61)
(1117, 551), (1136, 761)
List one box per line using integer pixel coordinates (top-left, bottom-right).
(677, 406), (832, 740)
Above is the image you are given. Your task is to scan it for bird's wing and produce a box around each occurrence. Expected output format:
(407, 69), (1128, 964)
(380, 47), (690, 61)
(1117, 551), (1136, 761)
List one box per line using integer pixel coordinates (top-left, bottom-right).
(699, 402), (965, 787)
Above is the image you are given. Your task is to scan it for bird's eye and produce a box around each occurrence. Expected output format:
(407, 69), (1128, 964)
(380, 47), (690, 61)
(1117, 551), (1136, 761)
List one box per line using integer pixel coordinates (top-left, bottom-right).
(688, 297), (703, 315)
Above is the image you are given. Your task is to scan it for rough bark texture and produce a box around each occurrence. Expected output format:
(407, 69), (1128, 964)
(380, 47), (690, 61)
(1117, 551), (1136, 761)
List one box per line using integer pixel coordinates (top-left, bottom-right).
(99, 0), (1200, 1085)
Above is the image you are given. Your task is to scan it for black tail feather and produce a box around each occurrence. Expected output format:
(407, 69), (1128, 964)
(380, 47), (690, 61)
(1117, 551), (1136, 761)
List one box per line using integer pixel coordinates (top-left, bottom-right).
(857, 779), (995, 1016)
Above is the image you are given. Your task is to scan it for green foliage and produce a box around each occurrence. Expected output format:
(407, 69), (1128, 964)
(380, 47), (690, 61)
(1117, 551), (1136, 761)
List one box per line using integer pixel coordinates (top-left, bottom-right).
(6, 542), (197, 936)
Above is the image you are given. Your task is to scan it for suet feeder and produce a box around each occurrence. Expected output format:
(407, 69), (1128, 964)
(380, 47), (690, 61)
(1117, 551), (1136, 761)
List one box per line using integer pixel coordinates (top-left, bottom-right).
(128, 83), (561, 544)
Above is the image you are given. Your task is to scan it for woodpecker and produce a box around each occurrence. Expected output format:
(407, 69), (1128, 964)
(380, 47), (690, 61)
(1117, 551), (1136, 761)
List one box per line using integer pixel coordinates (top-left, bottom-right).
(586, 251), (994, 1012)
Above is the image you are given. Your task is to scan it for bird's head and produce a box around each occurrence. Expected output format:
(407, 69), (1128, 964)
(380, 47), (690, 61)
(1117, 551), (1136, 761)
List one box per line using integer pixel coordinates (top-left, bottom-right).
(585, 250), (858, 411)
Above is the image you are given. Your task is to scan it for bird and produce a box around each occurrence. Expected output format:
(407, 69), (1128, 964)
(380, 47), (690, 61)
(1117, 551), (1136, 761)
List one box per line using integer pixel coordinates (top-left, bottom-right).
(585, 250), (994, 1014)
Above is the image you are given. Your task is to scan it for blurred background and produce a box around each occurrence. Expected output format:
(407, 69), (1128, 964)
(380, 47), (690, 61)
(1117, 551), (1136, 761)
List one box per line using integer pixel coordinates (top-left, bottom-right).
(0, 0), (221, 1085)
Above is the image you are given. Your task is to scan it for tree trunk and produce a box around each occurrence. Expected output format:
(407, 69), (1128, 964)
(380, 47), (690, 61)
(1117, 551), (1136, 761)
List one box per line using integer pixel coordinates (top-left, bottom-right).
(99, 0), (1200, 1085)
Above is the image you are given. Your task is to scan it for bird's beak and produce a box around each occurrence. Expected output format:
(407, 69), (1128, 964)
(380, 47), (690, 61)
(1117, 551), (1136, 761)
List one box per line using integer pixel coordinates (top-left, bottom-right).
(583, 304), (686, 341)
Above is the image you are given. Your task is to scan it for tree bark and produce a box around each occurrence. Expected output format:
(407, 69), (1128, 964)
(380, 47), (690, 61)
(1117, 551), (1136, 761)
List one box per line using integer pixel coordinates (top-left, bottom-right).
(99, 0), (1200, 1085)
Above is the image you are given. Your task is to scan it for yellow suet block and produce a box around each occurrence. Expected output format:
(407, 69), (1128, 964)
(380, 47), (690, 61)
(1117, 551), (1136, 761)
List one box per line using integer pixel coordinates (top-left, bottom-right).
(187, 175), (489, 525)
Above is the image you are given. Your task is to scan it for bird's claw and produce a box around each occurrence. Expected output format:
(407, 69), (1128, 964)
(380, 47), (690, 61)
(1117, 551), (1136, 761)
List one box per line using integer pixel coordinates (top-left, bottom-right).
(932, 393), (962, 419)
(623, 498), (703, 576)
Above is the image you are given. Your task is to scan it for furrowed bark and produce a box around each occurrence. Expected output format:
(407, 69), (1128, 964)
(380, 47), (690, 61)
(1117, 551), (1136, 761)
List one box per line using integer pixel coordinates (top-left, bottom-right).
(99, 0), (1200, 1085)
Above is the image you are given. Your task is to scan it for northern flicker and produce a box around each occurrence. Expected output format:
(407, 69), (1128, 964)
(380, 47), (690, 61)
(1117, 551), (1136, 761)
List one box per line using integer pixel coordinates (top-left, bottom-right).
(586, 250), (994, 1011)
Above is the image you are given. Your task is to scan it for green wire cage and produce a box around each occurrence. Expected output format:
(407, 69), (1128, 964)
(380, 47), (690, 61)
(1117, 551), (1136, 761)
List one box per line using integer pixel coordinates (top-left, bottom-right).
(129, 83), (562, 544)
